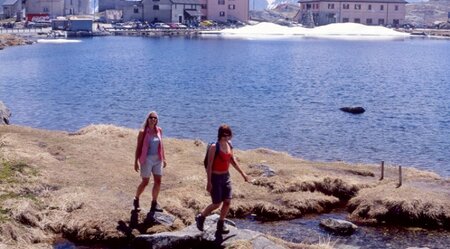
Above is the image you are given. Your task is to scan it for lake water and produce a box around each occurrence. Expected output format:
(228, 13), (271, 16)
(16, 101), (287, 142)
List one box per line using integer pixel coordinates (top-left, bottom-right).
(1, 35), (450, 249)
(0, 36), (449, 178)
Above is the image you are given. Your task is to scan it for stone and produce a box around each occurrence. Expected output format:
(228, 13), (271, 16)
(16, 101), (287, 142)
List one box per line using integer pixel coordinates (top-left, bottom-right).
(319, 218), (358, 235)
(0, 101), (11, 125)
(340, 106), (365, 114)
(249, 164), (277, 177)
(132, 214), (286, 249)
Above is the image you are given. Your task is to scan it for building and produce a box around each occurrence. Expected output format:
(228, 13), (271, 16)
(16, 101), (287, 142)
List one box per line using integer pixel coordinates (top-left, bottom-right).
(296, 0), (407, 27)
(2, 0), (22, 19)
(207, 0), (248, 23)
(98, 0), (248, 23)
(25, 0), (91, 20)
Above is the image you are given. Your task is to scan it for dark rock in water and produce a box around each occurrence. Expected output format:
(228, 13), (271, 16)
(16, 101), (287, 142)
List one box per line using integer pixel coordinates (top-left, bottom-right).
(340, 106), (365, 114)
(0, 101), (11, 125)
(133, 214), (286, 249)
(320, 218), (358, 235)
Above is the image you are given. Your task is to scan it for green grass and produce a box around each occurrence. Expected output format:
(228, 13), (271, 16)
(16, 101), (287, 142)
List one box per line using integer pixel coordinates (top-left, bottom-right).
(0, 159), (37, 183)
(0, 159), (40, 223)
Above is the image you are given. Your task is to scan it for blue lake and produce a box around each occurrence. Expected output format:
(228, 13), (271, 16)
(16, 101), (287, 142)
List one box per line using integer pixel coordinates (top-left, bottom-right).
(0, 36), (449, 177)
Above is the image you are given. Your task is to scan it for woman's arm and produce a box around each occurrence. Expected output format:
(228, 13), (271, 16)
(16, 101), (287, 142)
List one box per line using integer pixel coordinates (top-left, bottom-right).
(206, 144), (216, 192)
(134, 130), (144, 171)
(231, 154), (249, 182)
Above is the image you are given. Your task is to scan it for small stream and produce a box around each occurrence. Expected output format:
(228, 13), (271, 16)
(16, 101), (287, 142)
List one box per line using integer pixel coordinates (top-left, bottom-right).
(54, 211), (449, 249)
(234, 212), (450, 249)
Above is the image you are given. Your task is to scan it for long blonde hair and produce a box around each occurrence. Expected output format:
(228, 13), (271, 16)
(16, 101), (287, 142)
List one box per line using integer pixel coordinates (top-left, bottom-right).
(142, 111), (158, 131)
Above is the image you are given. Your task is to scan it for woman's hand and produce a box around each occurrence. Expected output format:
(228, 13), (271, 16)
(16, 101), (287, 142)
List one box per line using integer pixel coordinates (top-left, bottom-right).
(163, 160), (167, 168)
(134, 162), (139, 172)
(242, 173), (251, 182)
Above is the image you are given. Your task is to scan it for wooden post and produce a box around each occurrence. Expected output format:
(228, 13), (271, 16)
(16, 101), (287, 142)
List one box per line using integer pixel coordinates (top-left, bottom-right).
(397, 166), (402, 188)
(379, 161), (384, 180)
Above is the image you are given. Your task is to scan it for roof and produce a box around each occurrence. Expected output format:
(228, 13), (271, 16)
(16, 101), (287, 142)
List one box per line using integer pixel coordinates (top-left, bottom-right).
(171, 0), (201, 4)
(298, 0), (407, 3)
(184, 9), (202, 16)
(2, 0), (18, 6)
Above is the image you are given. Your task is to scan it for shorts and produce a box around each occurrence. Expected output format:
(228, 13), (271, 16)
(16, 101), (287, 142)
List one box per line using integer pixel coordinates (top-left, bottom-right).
(211, 173), (232, 204)
(140, 155), (163, 178)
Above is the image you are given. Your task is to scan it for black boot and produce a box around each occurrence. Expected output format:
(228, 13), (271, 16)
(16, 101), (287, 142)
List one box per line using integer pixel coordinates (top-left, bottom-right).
(150, 201), (163, 212)
(195, 214), (205, 231)
(217, 220), (230, 234)
(133, 197), (140, 211)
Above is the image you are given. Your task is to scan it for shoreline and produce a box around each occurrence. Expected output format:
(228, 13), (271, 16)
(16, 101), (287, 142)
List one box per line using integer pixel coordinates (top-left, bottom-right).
(0, 124), (448, 248)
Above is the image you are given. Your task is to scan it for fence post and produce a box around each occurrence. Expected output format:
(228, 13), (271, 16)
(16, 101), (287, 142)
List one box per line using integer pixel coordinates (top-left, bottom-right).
(379, 161), (384, 180)
(397, 166), (402, 188)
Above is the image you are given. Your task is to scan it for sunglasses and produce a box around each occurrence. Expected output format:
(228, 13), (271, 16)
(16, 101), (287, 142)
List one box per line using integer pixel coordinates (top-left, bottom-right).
(222, 134), (231, 137)
(149, 117), (158, 120)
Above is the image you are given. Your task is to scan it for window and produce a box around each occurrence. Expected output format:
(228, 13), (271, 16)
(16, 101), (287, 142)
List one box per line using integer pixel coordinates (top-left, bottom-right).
(153, 0), (160, 1)
(327, 4), (334, 9)
(368, 5), (371, 10)
(201, 4), (207, 9)
(153, 5), (159, 10)
(134, 8), (139, 14)
(393, 19), (400, 25)
(343, 4), (349, 10)
(218, 0), (225, 5)
(380, 5), (384, 11)
(228, 4), (235, 10)
(316, 4), (319, 9)
(366, 18), (372, 25)
(70, 0), (73, 5)
(378, 18), (385, 25)
(43, 7), (49, 12)
(343, 18), (349, 23)
(354, 4), (361, 10)
(395, 5), (399, 11)
(219, 11), (225, 17)
(354, 18), (360, 23)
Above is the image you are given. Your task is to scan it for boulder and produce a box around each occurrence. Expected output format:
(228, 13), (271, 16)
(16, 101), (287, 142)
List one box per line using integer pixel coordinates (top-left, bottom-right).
(132, 214), (286, 249)
(340, 106), (365, 114)
(319, 218), (358, 235)
(0, 101), (11, 125)
(249, 164), (277, 177)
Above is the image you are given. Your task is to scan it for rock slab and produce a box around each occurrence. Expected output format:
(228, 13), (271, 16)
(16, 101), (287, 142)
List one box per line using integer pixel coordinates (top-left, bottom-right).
(133, 214), (286, 249)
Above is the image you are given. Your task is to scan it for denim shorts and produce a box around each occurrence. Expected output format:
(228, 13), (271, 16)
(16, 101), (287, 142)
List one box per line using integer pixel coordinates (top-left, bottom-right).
(211, 173), (232, 204)
(141, 155), (163, 178)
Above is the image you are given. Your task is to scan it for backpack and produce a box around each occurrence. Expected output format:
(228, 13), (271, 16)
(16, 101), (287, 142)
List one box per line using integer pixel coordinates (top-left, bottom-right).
(203, 142), (232, 169)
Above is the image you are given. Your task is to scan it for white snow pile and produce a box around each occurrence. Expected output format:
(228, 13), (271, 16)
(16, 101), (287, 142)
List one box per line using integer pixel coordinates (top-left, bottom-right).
(37, 39), (82, 44)
(219, 22), (409, 39)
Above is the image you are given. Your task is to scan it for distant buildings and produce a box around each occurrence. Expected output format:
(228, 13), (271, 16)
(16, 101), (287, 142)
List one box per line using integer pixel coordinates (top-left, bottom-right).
(22, 0), (91, 21)
(98, 0), (249, 23)
(1, 0), (22, 20)
(296, 0), (407, 27)
(0, 0), (92, 21)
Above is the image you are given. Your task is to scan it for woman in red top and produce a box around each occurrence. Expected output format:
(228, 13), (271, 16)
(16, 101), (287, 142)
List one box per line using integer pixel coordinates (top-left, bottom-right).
(196, 124), (250, 234)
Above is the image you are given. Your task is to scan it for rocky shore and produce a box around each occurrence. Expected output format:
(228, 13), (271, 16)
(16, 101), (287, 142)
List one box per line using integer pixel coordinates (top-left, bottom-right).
(0, 124), (449, 248)
(0, 34), (33, 50)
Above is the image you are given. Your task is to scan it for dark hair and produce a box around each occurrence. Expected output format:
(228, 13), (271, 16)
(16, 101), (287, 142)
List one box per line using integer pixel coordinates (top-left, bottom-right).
(217, 124), (232, 141)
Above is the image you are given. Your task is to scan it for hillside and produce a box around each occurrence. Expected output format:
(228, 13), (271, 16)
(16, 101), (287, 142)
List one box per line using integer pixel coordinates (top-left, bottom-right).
(406, 0), (450, 27)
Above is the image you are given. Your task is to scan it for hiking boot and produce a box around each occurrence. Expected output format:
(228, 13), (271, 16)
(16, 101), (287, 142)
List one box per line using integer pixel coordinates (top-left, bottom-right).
(195, 214), (205, 231)
(150, 201), (163, 212)
(217, 220), (230, 234)
(133, 198), (140, 211)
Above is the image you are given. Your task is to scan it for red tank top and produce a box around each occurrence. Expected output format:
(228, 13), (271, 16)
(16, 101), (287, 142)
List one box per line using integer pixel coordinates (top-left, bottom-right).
(212, 150), (232, 172)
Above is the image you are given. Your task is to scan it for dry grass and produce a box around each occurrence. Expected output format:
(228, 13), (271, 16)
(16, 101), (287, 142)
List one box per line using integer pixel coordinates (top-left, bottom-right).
(0, 124), (449, 248)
